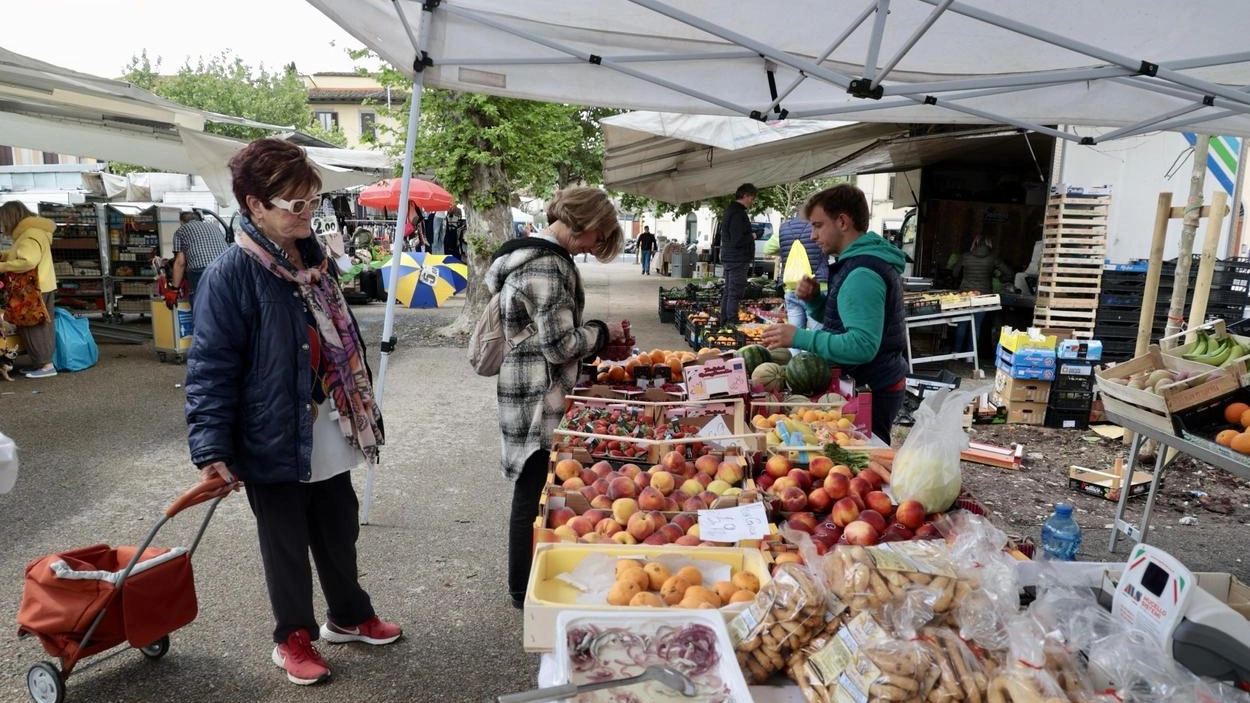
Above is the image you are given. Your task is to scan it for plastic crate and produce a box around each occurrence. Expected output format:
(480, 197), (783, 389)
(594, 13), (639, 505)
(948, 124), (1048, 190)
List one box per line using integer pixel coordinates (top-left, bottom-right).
(1048, 389), (1095, 411)
(1053, 367), (1096, 393)
(1045, 407), (1090, 430)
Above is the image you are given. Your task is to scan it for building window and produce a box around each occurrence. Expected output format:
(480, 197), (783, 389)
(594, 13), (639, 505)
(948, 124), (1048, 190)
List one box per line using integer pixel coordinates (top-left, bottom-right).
(314, 111), (339, 131)
(0, 146), (12, 166)
(360, 112), (376, 140)
(43, 152), (60, 165)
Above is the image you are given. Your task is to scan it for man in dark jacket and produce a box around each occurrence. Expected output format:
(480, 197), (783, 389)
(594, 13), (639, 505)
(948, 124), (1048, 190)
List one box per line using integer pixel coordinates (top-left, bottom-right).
(715, 183), (757, 323)
(637, 226), (658, 275)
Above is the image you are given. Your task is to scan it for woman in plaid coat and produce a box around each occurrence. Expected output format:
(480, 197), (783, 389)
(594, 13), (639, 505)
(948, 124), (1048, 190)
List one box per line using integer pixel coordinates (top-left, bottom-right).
(486, 187), (625, 608)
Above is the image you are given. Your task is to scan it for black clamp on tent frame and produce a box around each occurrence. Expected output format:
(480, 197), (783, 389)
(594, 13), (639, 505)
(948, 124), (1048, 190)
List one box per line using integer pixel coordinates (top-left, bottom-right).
(1137, 60), (1158, 77)
(381, 336), (398, 354)
(423, 0), (441, 10)
(588, 55), (602, 65)
(847, 78), (884, 100)
(413, 51), (433, 73)
(749, 60), (789, 121)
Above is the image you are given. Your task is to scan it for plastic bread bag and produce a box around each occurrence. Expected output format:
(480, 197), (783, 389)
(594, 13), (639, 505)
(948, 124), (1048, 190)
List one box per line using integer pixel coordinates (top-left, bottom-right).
(916, 626), (992, 703)
(988, 613), (1077, 703)
(730, 561), (830, 684)
(1085, 628), (1248, 703)
(943, 512), (1021, 653)
(890, 388), (979, 515)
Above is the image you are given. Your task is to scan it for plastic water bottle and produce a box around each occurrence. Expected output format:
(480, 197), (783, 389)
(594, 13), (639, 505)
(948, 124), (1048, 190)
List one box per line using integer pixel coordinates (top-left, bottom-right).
(1040, 503), (1082, 561)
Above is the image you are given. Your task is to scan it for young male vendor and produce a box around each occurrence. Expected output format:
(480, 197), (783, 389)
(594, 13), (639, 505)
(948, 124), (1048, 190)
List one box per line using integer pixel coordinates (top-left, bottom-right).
(761, 184), (907, 441)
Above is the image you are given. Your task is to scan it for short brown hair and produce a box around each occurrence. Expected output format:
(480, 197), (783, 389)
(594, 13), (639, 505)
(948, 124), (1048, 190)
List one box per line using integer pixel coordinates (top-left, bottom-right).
(0, 201), (35, 236)
(804, 184), (869, 233)
(228, 138), (322, 212)
(546, 187), (624, 263)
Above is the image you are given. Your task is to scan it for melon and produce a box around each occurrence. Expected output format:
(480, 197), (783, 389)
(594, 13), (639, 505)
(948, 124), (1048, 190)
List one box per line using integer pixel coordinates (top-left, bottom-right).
(751, 362), (786, 392)
(736, 344), (772, 376)
(785, 352), (834, 396)
(769, 348), (792, 365)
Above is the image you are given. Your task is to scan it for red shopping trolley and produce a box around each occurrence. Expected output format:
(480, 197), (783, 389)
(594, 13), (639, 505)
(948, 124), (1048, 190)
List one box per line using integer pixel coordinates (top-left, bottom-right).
(16, 477), (233, 703)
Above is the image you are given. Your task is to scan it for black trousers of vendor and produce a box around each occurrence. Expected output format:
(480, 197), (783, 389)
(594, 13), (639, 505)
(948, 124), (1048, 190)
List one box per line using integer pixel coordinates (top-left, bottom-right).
(245, 472), (376, 643)
(509, 449), (549, 604)
(872, 388), (905, 444)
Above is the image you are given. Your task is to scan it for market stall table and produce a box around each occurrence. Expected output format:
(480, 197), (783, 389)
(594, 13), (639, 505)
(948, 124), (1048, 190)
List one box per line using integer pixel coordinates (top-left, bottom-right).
(1104, 407), (1250, 551)
(903, 303), (1002, 379)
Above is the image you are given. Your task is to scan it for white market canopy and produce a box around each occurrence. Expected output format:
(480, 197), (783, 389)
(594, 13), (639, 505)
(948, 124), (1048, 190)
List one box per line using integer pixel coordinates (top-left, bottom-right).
(307, 0), (1250, 143)
(0, 47), (392, 206)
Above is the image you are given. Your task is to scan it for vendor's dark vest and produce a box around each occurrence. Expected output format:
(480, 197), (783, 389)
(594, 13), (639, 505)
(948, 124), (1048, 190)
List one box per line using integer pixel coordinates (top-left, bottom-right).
(823, 254), (908, 391)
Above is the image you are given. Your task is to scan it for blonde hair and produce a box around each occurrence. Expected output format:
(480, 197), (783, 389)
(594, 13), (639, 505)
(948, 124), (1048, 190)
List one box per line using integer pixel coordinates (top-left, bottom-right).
(546, 187), (624, 263)
(0, 201), (36, 236)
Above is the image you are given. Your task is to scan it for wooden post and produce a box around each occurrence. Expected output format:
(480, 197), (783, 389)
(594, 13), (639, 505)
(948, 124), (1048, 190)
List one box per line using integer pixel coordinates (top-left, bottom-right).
(1163, 136), (1211, 346)
(1186, 190), (1229, 340)
(1135, 193), (1175, 356)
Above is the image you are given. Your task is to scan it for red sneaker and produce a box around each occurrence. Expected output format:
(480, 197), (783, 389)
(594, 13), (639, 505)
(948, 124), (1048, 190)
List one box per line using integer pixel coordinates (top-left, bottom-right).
(320, 615), (402, 646)
(271, 629), (331, 685)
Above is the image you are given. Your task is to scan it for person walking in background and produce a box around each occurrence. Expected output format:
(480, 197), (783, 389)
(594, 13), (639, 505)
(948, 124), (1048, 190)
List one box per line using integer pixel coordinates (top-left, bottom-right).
(486, 187), (627, 609)
(170, 210), (230, 310)
(764, 213), (828, 334)
(185, 138), (400, 687)
(951, 235), (1012, 354)
(637, 226), (657, 275)
(714, 183), (757, 324)
(404, 203), (427, 252)
(443, 207), (466, 260)
(0, 202), (58, 378)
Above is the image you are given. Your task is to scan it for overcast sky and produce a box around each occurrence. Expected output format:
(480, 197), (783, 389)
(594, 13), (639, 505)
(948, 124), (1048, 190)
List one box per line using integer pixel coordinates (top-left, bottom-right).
(5, 0), (377, 77)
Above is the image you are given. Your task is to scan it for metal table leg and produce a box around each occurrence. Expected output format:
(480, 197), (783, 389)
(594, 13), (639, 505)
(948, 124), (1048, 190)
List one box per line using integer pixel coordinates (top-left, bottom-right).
(968, 314), (983, 379)
(1109, 431), (1145, 552)
(1136, 445), (1170, 544)
(904, 322), (916, 373)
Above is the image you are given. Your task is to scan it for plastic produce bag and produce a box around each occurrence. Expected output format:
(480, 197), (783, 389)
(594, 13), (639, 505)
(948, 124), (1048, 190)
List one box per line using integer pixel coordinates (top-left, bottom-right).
(891, 388), (978, 513)
(730, 562), (829, 684)
(0, 430), (15, 494)
(52, 308), (98, 372)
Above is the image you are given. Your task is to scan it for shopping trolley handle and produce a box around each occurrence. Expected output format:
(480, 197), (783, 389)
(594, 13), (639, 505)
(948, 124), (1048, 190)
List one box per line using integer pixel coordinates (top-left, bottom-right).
(166, 476), (230, 518)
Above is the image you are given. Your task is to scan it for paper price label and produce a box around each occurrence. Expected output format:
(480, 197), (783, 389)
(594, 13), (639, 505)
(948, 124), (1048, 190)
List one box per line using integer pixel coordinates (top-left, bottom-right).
(697, 502), (769, 542)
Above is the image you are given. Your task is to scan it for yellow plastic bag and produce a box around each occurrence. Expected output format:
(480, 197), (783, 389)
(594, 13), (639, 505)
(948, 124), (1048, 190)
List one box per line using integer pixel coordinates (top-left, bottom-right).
(782, 240), (812, 288)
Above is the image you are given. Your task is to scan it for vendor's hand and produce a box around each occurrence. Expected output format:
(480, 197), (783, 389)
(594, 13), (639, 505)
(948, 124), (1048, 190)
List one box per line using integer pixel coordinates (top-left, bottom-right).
(794, 275), (818, 301)
(762, 324), (798, 349)
(199, 461), (243, 496)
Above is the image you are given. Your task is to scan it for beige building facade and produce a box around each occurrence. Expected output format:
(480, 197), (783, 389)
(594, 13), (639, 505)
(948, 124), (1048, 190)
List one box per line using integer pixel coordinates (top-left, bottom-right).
(303, 72), (403, 150)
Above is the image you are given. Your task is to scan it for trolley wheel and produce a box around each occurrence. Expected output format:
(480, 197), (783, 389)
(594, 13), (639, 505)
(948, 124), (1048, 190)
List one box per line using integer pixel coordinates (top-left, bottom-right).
(26, 662), (65, 703)
(139, 635), (170, 659)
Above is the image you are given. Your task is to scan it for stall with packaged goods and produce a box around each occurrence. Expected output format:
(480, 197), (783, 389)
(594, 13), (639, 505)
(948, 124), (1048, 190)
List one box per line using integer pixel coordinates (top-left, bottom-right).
(104, 204), (182, 321)
(40, 202), (108, 315)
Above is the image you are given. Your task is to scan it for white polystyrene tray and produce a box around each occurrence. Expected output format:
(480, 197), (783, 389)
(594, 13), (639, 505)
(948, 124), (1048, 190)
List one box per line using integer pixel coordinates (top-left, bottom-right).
(551, 608), (753, 702)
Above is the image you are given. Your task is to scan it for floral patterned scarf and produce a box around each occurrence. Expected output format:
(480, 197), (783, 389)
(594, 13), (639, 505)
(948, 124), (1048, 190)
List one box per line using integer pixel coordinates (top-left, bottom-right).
(235, 214), (384, 459)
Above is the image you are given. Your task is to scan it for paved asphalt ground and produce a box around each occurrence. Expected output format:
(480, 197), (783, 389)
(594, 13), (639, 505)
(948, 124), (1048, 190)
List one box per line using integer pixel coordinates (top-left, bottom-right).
(0, 257), (679, 703)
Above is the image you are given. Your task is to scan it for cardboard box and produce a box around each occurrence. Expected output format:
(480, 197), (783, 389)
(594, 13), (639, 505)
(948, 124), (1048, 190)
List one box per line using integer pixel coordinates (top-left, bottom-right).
(1058, 338), (1103, 361)
(999, 327), (1058, 353)
(1196, 572), (1250, 619)
(1005, 400), (1048, 425)
(996, 355), (1057, 381)
(1068, 464), (1152, 501)
(991, 370), (1051, 404)
(522, 543), (770, 651)
(997, 345), (1057, 368)
(682, 356), (750, 400)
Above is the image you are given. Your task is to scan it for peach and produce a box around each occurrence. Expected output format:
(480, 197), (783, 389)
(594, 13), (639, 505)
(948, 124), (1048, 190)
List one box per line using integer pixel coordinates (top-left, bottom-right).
(581, 532), (602, 544)
(591, 461), (613, 478)
(706, 479), (732, 496)
(779, 486), (808, 512)
(608, 476), (637, 500)
(633, 472), (651, 489)
(694, 472), (713, 488)
(808, 455), (834, 480)
(637, 486), (666, 511)
(848, 476), (872, 501)
(568, 515), (596, 537)
(697, 490), (720, 507)
(674, 534), (702, 546)
(858, 509), (888, 534)
(612, 498), (639, 525)
(694, 454), (720, 477)
(657, 524), (685, 543)
(584, 508), (611, 524)
(686, 523), (701, 539)
(592, 478), (611, 496)
(785, 514), (816, 534)
(812, 521), (842, 545)
(831, 464), (854, 479)
(578, 486), (599, 502)
(756, 473), (775, 492)
(580, 468), (598, 486)
(861, 469), (884, 490)
(682, 495), (708, 512)
(915, 523), (943, 540)
(807, 487), (833, 514)
(823, 473), (851, 499)
(831, 496), (861, 527)
(562, 476), (586, 491)
(772, 476), (798, 493)
(894, 500), (927, 530)
(595, 517), (623, 537)
(660, 450), (687, 476)
(663, 497), (681, 512)
(671, 512), (697, 533)
(646, 511), (668, 533)
(787, 468), (813, 492)
(679, 479), (704, 497)
(590, 494), (614, 510)
(552, 525), (578, 542)
(643, 533), (669, 545)
(626, 512), (655, 541)
(548, 506), (576, 528)
(715, 461), (744, 485)
(864, 491), (894, 516)
(619, 464), (642, 479)
(554, 458), (583, 482)
(880, 523), (914, 543)
(611, 531), (638, 545)
(765, 454), (792, 478)
(843, 520), (880, 546)
(650, 471), (676, 496)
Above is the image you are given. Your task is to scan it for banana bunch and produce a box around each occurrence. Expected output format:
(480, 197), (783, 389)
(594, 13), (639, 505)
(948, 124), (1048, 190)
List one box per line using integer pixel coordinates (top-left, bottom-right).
(1182, 332), (1249, 367)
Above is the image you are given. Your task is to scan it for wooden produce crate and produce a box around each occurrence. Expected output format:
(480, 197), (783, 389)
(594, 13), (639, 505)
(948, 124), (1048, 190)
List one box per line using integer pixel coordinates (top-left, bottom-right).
(1159, 319), (1250, 384)
(553, 397), (762, 463)
(1034, 191), (1110, 338)
(1068, 461), (1153, 501)
(1095, 345), (1234, 433)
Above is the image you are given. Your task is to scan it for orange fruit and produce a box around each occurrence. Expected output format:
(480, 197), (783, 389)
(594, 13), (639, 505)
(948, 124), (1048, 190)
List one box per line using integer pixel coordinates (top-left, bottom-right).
(608, 365), (627, 382)
(1226, 403), (1250, 425)
(1232, 432), (1250, 455)
(650, 349), (666, 364)
(1240, 408), (1250, 429)
(668, 358), (683, 377)
(624, 358), (641, 374)
(1216, 429), (1240, 447)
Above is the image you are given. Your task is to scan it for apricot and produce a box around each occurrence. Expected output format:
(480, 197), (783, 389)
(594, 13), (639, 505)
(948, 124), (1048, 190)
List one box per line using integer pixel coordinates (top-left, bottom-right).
(1232, 432), (1250, 455)
(1216, 429), (1240, 447)
(607, 579), (641, 606)
(643, 562), (671, 590)
(1226, 402), (1250, 425)
(731, 571), (761, 593)
(675, 566), (703, 586)
(629, 591), (666, 608)
(659, 575), (691, 605)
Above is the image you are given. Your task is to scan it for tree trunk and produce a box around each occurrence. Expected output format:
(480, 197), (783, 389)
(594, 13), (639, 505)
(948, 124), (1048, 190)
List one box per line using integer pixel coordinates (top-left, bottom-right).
(1162, 135), (1210, 345)
(439, 163), (513, 336)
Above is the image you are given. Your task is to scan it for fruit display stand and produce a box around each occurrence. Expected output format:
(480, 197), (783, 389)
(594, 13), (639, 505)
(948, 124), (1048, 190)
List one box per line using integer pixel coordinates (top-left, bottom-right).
(553, 398), (761, 464)
(903, 297), (1002, 379)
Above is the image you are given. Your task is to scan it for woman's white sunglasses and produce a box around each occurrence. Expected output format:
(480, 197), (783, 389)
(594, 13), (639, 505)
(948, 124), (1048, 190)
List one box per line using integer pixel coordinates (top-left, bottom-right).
(270, 196), (323, 215)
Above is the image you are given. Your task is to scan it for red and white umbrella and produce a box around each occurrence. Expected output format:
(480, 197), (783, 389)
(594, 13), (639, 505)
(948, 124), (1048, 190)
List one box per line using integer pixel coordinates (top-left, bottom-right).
(356, 178), (455, 212)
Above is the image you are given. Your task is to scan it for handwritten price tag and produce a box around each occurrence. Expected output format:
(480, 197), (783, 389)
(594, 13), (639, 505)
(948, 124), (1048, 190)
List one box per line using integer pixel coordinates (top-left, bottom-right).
(697, 502), (770, 542)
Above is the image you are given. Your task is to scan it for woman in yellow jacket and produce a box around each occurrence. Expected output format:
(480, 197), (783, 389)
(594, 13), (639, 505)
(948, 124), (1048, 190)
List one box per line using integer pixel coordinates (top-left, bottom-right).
(0, 202), (58, 378)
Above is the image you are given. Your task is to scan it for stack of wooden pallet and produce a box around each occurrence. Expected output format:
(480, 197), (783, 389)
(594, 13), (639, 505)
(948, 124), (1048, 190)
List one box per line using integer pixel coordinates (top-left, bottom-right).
(1032, 189), (1110, 338)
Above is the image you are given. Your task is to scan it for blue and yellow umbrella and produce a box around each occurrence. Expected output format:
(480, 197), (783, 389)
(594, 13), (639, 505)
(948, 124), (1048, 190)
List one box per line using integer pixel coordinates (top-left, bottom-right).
(378, 252), (469, 308)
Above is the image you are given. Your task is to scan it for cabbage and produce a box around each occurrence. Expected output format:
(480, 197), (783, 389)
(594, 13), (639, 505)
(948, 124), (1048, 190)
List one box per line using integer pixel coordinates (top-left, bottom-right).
(890, 389), (978, 513)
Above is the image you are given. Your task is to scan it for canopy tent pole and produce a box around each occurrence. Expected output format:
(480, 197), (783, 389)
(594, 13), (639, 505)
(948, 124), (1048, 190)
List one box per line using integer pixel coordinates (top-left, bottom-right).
(862, 0), (892, 85)
(1080, 105), (1209, 143)
(1224, 138), (1248, 258)
(870, 0), (954, 89)
(759, 1), (876, 115)
(362, 0), (432, 525)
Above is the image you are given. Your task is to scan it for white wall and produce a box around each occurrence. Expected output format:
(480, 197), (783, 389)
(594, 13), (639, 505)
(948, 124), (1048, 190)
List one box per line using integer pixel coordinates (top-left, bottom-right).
(1058, 127), (1244, 262)
(858, 172), (915, 234)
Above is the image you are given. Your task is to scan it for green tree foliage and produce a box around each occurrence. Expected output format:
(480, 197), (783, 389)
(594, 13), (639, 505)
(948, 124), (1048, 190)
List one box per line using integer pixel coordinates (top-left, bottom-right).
(122, 51), (347, 146)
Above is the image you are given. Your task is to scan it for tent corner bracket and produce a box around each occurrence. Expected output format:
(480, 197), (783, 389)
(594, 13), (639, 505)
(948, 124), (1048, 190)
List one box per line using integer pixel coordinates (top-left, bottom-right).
(847, 78), (884, 100)
(381, 336), (398, 353)
(1203, 95), (1215, 106)
(422, 0), (441, 11)
(1138, 60), (1159, 77)
(588, 55), (602, 65)
(1080, 136), (1096, 146)
(413, 51), (433, 73)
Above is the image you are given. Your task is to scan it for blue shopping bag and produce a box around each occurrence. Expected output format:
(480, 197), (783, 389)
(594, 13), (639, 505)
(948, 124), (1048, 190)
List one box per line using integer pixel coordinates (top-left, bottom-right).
(52, 308), (99, 372)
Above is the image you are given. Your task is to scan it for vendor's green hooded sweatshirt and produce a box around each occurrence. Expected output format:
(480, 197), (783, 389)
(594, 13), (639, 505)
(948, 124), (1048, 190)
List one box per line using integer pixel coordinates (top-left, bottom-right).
(792, 233), (908, 390)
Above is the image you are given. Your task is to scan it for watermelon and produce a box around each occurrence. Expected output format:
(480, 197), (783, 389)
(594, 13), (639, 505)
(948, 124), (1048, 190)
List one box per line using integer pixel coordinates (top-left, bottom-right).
(769, 348), (792, 365)
(737, 344), (772, 375)
(785, 352), (834, 396)
(751, 362), (786, 392)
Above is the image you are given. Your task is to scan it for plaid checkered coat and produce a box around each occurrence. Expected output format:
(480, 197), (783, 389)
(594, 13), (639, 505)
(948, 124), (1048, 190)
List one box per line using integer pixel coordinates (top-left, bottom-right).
(487, 245), (605, 480)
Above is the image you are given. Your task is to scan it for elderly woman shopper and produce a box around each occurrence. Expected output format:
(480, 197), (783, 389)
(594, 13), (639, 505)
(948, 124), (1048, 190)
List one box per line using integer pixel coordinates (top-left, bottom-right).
(185, 138), (399, 687)
(0, 202), (58, 378)
(487, 187), (626, 609)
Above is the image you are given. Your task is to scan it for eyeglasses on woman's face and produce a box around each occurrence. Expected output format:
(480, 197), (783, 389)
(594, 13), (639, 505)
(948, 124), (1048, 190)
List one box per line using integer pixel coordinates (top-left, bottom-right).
(270, 195), (322, 216)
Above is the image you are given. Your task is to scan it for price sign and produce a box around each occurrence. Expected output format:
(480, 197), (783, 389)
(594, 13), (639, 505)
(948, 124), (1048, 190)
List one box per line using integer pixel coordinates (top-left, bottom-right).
(697, 502), (770, 542)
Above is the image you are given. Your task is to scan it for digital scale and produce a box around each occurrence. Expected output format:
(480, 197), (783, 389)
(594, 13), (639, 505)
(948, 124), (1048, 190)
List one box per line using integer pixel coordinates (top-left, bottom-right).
(1100, 544), (1250, 686)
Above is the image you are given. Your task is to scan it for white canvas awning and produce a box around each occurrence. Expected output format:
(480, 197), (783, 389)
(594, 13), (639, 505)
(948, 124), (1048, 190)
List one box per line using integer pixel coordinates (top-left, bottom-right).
(0, 47), (392, 206)
(307, 0), (1250, 142)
